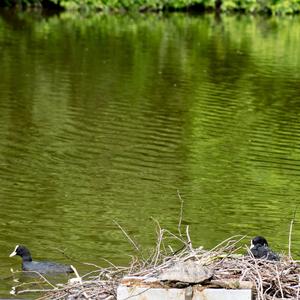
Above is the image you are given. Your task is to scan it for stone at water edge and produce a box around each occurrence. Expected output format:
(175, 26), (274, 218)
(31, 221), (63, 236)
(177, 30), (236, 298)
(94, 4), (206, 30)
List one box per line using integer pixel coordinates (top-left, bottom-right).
(158, 260), (213, 283)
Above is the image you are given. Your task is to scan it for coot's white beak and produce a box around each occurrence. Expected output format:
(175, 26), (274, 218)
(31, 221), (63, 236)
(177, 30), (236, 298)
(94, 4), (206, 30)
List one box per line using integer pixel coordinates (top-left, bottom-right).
(9, 245), (19, 257)
(250, 240), (254, 249)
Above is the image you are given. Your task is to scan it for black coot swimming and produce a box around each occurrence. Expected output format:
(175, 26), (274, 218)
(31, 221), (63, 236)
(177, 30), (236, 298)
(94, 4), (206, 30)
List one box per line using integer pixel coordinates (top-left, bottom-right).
(250, 236), (279, 261)
(9, 245), (74, 274)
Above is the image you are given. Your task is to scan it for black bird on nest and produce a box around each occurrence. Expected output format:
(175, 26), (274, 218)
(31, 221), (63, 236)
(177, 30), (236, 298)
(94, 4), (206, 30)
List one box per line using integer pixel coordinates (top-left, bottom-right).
(249, 236), (279, 261)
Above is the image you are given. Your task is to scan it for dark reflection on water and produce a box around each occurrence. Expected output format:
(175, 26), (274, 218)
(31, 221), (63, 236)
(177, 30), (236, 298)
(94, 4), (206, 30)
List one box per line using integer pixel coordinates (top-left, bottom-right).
(1, 10), (300, 297)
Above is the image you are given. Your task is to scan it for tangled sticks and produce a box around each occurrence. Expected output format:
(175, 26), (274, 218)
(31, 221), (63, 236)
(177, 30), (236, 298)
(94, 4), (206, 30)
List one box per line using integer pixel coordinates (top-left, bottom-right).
(10, 227), (300, 300)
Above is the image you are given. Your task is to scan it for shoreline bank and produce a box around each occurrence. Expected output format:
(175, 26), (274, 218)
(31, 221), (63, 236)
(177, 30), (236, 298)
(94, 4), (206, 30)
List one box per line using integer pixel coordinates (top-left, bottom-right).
(1, 0), (300, 16)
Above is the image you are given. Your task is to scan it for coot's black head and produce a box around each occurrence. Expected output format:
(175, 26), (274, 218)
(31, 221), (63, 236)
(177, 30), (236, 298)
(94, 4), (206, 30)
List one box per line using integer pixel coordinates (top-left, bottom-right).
(9, 245), (32, 262)
(251, 236), (269, 248)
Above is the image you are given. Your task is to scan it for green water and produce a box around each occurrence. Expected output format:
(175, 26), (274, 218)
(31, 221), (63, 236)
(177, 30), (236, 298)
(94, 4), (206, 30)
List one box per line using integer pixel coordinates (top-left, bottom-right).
(1, 10), (300, 297)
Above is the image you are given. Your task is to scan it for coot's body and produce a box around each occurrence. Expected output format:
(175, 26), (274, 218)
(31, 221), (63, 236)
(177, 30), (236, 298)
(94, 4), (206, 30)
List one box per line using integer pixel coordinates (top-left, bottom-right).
(10, 245), (74, 274)
(250, 236), (279, 261)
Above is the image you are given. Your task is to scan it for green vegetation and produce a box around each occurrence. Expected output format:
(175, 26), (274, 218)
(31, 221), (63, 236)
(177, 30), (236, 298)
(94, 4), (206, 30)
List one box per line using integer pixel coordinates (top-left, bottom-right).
(1, 0), (300, 14)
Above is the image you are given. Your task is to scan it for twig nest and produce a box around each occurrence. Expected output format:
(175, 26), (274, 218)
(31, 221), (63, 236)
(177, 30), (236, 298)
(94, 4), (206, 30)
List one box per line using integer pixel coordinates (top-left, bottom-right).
(158, 260), (213, 283)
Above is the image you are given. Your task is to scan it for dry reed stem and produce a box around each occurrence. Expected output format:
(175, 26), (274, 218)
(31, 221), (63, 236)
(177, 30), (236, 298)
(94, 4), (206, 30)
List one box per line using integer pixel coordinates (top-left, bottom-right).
(288, 210), (296, 260)
(177, 189), (184, 239)
(113, 220), (140, 252)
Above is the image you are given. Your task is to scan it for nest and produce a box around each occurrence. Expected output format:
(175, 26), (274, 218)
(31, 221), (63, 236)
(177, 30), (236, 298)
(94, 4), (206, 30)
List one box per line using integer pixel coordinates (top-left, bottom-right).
(11, 220), (300, 300)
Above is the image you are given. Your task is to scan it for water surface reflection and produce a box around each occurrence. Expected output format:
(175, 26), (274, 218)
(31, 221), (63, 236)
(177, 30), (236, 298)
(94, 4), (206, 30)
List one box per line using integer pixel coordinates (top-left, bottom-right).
(0, 10), (300, 297)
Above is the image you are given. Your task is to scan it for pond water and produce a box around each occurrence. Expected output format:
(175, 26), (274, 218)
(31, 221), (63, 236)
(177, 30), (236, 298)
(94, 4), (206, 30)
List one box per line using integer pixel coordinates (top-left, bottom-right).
(1, 10), (300, 297)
